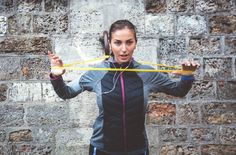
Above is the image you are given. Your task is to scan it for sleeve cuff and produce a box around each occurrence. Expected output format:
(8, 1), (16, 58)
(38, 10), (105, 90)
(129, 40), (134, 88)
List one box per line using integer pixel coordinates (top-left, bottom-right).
(181, 75), (195, 81)
(49, 73), (62, 80)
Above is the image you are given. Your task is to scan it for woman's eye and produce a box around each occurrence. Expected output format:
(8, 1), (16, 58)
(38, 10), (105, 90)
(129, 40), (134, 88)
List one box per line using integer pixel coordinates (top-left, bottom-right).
(114, 41), (121, 45)
(126, 41), (133, 45)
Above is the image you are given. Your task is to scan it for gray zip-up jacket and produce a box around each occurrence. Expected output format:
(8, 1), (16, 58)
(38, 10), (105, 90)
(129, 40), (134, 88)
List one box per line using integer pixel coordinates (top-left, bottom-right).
(50, 57), (194, 155)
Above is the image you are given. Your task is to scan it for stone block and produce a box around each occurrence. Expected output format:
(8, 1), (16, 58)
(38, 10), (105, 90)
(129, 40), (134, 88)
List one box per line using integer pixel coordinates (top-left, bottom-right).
(149, 146), (158, 155)
(202, 102), (236, 124)
(160, 145), (199, 155)
(70, 11), (103, 35)
(203, 58), (232, 80)
(9, 129), (32, 142)
(42, 83), (64, 103)
(31, 37), (52, 53)
(7, 144), (52, 155)
(158, 37), (186, 57)
(0, 37), (52, 54)
(0, 0), (14, 13)
(32, 127), (56, 143)
(118, 3), (146, 35)
(20, 57), (50, 80)
(201, 144), (236, 155)
(189, 81), (216, 100)
(225, 36), (236, 55)
(0, 16), (7, 36)
(55, 145), (88, 155)
(167, 0), (194, 13)
(145, 0), (167, 13)
(219, 127), (236, 145)
(190, 128), (217, 143)
(0, 146), (3, 155)
(145, 14), (174, 36)
(70, 0), (145, 34)
(45, 0), (68, 12)
(30, 144), (53, 155)
(0, 57), (21, 80)
(177, 15), (207, 35)
(33, 14), (68, 34)
(17, 0), (42, 12)
(149, 91), (182, 101)
(26, 103), (69, 126)
(146, 126), (159, 146)
(68, 92), (97, 127)
(7, 14), (32, 34)
(235, 59), (236, 78)
(178, 103), (200, 124)
(9, 82), (42, 102)
(209, 15), (236, 34)
(0, 84), (8, 102)
(188, 37), (221, 56)
(0, 104), (24, 127)
(55, 128), (92, 155)
(146, 102), (176, 125)
(54, 35), (102, 61)
(54, 35), (102, 80)
(0, 37), (19, 52)
(160, 128), (187, 142)
(196, 0), (234, 13)
(217, 81), (236, 100)
(0, 130), (6, 142)
(134, 38), (158, 65)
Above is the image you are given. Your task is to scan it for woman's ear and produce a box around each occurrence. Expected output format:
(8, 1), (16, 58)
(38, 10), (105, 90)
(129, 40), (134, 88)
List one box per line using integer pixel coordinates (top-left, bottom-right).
(103, 31), (110, 56)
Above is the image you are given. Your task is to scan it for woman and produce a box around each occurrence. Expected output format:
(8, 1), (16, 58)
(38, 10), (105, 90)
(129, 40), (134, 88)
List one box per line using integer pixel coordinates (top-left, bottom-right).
(48, 20), (199, 155)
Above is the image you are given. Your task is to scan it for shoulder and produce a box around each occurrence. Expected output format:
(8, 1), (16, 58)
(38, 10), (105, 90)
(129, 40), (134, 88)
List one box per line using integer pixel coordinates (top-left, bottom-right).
(133, 60), (155, 70)
(81, 60), (108, 78)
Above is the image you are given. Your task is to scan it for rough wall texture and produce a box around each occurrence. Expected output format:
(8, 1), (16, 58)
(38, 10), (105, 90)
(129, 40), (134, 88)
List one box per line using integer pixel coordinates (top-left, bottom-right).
(0, 0), (236, 155)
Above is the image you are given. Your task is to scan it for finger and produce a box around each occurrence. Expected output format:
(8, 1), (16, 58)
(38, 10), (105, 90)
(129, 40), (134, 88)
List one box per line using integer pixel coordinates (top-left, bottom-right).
(51, 55), (60, 60)
(190, 61), (197, 67)
(182, 61), (190, 67)
(48, 52), (56, 59)
(190, 61), (200, 68)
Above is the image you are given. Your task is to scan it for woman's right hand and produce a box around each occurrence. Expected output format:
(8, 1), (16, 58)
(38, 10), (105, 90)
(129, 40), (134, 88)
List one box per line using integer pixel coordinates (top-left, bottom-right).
(48, 51), (66, 77)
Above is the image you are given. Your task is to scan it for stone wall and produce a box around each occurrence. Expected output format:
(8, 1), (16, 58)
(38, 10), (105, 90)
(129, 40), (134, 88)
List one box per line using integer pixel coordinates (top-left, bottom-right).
(0, 0), (235, 155)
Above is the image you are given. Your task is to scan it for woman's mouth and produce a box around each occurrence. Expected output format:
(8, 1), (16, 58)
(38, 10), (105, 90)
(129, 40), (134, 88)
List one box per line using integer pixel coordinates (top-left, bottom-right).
(119, 54), (129, 60)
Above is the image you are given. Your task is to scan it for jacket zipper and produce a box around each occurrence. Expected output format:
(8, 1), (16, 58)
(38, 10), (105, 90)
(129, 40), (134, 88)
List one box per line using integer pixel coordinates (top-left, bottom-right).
(120, 72), (127, 151)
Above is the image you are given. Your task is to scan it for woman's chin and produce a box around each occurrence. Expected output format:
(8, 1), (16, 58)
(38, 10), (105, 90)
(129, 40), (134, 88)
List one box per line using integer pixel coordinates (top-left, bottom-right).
(117, 59), (130, 64)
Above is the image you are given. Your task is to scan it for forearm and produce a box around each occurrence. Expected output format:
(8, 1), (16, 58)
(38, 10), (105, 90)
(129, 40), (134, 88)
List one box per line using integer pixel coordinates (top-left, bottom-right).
(50, 73), (82, 99)
(162, 75), (194, 97)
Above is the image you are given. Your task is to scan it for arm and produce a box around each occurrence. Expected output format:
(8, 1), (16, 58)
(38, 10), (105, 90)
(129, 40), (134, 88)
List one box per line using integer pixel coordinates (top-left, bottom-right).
(48, 51), (94, 99)
(150, 73), (194, 97)
(150, 60), (199, 97)
(50, 71), (94, 99)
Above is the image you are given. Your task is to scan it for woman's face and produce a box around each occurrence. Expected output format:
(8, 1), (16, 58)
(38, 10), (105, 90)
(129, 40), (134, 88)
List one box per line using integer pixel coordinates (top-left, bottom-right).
(110, 28), (137, 64)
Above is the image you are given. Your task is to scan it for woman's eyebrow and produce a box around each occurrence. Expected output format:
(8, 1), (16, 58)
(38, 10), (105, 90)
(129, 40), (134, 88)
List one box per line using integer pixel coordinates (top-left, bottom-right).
(113, 38), (134, 41)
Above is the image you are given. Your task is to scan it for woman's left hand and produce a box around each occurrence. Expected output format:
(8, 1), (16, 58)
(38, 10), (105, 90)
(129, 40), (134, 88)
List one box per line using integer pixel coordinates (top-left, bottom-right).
(172, 60), (200, 76)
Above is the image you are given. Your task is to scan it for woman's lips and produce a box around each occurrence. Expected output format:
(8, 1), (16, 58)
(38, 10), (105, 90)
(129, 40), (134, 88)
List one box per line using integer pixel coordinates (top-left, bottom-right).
(119, 54), (128, 60)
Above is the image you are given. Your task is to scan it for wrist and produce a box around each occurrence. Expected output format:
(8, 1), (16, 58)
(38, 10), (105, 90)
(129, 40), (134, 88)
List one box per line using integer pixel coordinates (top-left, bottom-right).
(49, 73), (62, 79)
(181, 75), (195, 81)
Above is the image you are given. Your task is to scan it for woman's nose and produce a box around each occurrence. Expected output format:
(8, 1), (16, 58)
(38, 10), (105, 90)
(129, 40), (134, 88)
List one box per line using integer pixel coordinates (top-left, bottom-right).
(121, 44), (127, 52)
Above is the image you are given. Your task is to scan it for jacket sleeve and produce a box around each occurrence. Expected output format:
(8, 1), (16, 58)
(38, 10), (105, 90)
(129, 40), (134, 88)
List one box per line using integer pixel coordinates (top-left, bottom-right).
(50, 71), (94, 99)
(149, 72), (194, 97)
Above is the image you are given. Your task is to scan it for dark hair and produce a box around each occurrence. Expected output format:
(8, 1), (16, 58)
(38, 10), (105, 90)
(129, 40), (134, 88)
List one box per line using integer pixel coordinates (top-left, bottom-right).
(109, 20), (137, 42)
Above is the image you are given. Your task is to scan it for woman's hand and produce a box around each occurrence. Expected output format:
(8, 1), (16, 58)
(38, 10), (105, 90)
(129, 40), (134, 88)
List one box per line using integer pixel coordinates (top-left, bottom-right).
(172, 60), (200, 76)
(48, 51), (65, 77)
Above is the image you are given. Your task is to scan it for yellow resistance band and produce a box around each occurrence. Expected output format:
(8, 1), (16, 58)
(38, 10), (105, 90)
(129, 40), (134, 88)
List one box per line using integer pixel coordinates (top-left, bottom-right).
(52, 55), (193, 74)
(63, 55), (110, 67)
(52, 66), (193, 74)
